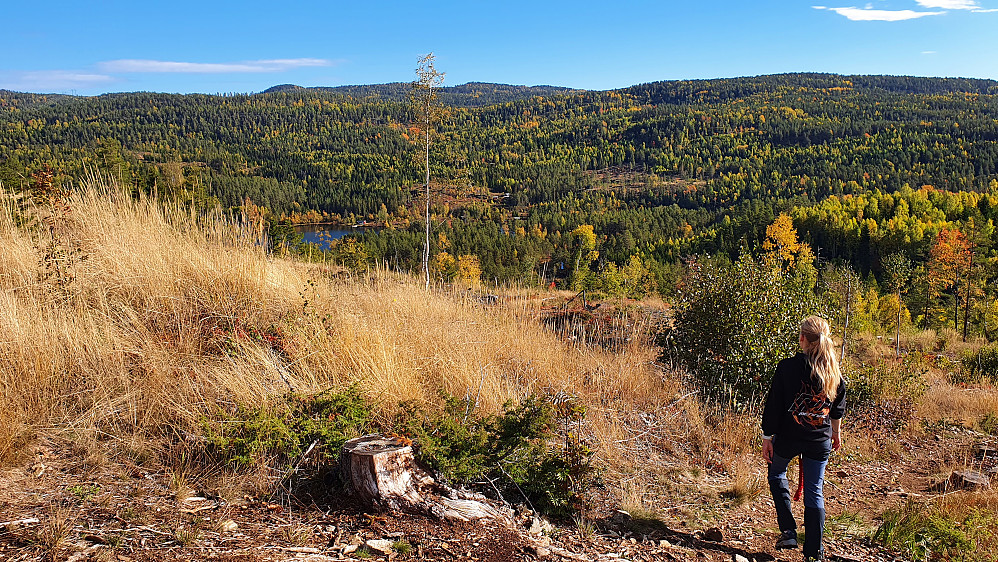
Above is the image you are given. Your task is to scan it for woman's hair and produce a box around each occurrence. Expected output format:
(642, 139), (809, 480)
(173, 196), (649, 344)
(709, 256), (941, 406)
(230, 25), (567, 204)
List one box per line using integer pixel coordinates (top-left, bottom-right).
(800, 316), (842, 400)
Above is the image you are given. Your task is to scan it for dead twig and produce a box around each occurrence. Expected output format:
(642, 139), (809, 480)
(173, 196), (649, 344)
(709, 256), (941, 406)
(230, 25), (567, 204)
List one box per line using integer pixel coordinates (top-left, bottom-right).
(0, 518), (40, 528)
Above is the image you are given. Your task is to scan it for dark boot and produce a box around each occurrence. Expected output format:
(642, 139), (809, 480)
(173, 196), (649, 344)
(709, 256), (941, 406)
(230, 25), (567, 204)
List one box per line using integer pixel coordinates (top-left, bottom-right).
(774, 528), (798, 549)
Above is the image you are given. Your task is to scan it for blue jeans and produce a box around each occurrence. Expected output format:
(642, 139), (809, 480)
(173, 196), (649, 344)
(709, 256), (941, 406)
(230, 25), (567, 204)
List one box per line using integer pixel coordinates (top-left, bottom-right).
(768, 439), (831, 559)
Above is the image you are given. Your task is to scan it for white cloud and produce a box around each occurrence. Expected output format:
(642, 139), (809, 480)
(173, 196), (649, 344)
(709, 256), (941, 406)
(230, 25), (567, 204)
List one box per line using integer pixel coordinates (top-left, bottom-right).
(922, 50), (938, 54)
(916, 0), (998, 11)
(98, 58), (333, 74)
(814, 5), (946, 19)
(915, 0), (976, 8)
(0, 70), (114, 92)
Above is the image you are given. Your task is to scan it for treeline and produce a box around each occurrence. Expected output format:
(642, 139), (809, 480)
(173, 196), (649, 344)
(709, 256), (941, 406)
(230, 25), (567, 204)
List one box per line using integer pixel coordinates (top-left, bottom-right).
(264, 82), (580, 107)
(4, 74), (998, 337)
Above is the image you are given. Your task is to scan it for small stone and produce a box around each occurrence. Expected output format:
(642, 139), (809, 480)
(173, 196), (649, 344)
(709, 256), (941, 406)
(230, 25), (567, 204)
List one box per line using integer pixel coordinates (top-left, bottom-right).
(366, 539), (394, 555)
(325, 525), (336, 533)
(218, 519), (238, 532)
(702, 527), (723, 542)
(341, 545), (358, 554)
(659, 539), (672, 548)
(528, 516), (553, 535)
(84, 535), (108, 545)
(734, 555), (751, 562)
(530, 545), (551, 557)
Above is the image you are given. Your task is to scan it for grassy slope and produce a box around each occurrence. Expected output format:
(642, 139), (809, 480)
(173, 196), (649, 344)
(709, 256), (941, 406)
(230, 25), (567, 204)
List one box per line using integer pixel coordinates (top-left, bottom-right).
(0, 178), (664, 467)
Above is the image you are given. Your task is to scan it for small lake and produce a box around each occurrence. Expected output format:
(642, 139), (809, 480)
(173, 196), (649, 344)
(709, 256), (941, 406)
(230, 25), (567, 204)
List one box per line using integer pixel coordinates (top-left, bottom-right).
(295, 224), (382, 250)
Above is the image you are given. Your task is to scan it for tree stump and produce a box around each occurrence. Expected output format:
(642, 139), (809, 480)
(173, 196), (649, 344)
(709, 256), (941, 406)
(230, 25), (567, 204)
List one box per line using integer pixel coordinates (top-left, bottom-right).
(950, 470), (990, 490)
(975, 442), (997, 461)
(340, 434), (426, 509)
(340, 434), (508, 522)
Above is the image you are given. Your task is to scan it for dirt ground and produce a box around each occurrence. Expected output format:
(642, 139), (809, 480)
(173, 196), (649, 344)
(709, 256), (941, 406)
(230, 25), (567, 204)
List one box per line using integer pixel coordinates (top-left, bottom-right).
(2, 421), (993, 562)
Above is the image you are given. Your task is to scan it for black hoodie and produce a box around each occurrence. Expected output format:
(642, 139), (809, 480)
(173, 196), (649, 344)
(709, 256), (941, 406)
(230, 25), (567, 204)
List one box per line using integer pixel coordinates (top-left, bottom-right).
(761, 352), (846, 445)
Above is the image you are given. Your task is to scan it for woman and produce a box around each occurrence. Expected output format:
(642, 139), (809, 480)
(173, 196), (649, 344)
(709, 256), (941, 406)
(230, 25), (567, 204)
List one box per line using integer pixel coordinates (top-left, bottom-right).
(761, 316), (846, 562)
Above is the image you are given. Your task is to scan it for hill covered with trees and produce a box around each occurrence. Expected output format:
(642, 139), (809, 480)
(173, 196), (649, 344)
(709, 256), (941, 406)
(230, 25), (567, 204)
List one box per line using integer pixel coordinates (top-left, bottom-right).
(3, 73), (998, 337)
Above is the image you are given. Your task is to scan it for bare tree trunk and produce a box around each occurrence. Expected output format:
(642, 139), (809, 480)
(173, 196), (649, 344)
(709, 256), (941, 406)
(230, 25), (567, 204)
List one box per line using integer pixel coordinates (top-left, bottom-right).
(921, 276), (931, 329)
(896, 289), (902, 358)
(985, 295), (994, 342)
(963, 251), (975, 342)
(954, 277), (961, 333)
(840, 276), (852, 364)
(424, 111), (431, 290)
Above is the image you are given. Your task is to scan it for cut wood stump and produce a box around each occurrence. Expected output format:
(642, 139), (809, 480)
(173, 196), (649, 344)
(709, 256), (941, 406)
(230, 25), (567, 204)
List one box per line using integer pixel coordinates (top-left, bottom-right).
(976, 442), (998, 461)
(340, 434), (509, 522)
(950, 470), (990, 490)
(340, 434), (426, 507)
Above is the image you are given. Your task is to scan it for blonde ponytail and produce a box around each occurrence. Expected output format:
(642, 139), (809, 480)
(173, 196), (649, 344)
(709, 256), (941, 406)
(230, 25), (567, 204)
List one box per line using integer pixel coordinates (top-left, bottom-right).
(800, 316), (842, 400)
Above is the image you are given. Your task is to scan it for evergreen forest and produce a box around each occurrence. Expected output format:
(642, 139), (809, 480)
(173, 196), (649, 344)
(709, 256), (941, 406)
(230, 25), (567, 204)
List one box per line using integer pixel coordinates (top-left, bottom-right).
(4, 73), (998, 339)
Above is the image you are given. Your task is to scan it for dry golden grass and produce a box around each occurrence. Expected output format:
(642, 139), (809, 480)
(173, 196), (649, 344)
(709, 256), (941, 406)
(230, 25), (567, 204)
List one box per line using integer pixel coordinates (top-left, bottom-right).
(0, 180), (666, 466)
(918, 385), (998, 428)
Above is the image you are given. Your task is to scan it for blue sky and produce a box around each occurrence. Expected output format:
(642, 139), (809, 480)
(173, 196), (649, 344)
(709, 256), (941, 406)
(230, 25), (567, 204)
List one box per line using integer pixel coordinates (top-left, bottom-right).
(1, 0), (996, 95)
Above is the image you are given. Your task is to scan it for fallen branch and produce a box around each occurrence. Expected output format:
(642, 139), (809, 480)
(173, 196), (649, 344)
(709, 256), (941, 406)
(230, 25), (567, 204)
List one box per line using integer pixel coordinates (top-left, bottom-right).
(179, 503), (219, 514)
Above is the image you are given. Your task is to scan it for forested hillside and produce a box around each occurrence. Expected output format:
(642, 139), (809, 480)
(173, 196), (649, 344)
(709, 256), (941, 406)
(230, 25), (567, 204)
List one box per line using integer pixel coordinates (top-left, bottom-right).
(3, 74), (998, 336)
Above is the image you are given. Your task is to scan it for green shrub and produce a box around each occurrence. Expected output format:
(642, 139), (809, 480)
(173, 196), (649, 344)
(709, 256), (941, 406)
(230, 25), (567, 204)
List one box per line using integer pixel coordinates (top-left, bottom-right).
(397, 392), (594, 518)
(205, 387), (593, 518)
(391, 540), (412, 555)
(874, 500), (978, 561)
(204, 385), (371, 467)
(849, 355), (928, 405)
(659, 252), (814, 407)
(959, 344), (998, 385)
(979, 413), (998, 435)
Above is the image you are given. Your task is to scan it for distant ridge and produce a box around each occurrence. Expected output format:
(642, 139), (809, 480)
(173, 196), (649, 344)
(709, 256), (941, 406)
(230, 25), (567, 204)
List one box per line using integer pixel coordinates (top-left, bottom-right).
(623, 73), (998, 104)
(5, 74), (997, 106)
(259, 74), (998, 108)
(260, 82), (581, 107)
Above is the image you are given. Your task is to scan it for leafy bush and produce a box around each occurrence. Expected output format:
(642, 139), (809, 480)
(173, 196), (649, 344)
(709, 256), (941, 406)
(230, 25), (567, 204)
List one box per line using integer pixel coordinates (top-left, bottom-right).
(204, 385), (371, 467)
(959, 344), (998, 385)
(848, 355), (928, 432)
(849, 355), (928, 405)
(659, 252), (814, 406)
